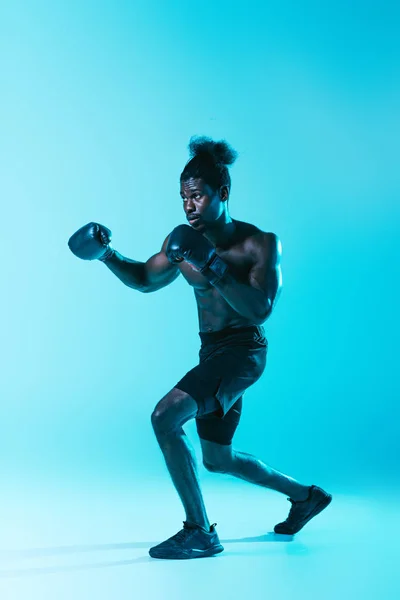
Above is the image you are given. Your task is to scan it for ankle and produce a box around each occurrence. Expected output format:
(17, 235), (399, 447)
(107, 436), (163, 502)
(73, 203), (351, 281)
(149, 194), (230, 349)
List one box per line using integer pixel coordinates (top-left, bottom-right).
(186, 520), (211, 532)
(291, 485), (311, 502)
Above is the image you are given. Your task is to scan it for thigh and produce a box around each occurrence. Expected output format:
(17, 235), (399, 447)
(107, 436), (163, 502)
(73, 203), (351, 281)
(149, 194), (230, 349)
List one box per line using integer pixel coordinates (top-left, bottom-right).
(174, 362), (223, 418)
(196, 396), (243, 446)
(176, 344), (266, 419)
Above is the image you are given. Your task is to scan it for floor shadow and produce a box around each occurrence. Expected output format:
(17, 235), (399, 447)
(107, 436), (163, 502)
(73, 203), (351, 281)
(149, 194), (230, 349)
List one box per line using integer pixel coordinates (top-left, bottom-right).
(1, 532), (293, 562)
(0, 533), (306, 577)
(1, 542), (148, 560)
(0, 556), (151, 579)
(221, 532), (294, 543)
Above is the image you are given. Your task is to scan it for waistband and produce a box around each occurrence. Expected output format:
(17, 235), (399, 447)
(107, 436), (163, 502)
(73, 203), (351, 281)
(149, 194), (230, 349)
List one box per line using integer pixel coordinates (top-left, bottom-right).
(199, 325), (265, 345)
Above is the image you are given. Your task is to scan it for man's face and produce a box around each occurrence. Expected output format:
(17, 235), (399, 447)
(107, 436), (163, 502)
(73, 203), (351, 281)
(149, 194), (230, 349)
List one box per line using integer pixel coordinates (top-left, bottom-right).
(180, 178), (226, 230)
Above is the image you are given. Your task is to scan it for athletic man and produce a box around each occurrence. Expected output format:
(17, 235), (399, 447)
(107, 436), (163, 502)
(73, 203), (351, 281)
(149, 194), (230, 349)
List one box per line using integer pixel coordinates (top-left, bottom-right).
(68, 136), (332, 560)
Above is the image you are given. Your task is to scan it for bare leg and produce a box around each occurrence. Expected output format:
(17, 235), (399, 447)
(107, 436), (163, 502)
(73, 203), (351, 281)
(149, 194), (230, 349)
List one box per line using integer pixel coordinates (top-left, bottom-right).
(152, 389), (211, 531)
(228, 451), (309, 500)
(201, 440), (310, 501)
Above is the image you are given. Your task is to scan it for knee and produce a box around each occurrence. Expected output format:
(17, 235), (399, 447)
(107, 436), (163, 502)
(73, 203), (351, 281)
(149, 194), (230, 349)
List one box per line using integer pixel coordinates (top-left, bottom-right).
(151, 406), (171, 436)
(151, 389), (197, 436)
(202, 443), (235, 473)
(151, 398), (180, 436)
(203, 458), (230, 474)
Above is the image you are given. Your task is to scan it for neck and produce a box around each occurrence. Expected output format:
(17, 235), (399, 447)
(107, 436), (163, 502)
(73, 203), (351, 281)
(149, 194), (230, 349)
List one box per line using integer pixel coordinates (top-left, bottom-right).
(203, 213), (236, 248)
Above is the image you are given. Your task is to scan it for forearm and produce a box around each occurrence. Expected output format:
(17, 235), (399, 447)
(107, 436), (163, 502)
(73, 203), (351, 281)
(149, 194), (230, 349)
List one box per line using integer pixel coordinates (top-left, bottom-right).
(101, 250), (147, 291)
(213, 271), (271, 324)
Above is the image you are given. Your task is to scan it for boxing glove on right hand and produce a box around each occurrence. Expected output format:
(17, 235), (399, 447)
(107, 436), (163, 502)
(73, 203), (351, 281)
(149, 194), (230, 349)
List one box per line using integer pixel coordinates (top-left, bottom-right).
(68, 222), (114, 261)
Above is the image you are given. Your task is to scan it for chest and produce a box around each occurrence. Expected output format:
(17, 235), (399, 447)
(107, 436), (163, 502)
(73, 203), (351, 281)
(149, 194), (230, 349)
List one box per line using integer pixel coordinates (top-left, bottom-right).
(178, 243), (254, 289)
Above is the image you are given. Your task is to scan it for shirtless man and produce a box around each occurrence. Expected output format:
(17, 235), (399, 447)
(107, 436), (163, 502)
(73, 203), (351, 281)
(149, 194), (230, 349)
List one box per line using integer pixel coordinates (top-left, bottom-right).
(68, 136), (332, 560)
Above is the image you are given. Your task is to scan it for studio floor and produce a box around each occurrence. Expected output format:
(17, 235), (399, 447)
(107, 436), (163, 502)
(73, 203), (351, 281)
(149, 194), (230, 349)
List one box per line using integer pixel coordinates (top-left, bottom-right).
(1, 476), (398, 600)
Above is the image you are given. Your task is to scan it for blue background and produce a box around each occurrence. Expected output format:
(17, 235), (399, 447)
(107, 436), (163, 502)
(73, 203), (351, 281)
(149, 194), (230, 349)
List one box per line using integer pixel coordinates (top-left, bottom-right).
(1, 0), (398, 494)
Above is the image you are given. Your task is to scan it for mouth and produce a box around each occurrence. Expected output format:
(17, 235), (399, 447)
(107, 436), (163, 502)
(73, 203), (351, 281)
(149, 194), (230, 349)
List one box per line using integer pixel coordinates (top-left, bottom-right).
(187, 215), (200, 223)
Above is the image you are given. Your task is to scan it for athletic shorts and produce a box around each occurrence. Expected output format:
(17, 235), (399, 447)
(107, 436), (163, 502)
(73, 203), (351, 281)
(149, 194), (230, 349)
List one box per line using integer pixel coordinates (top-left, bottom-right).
(175, 325), (268, 446)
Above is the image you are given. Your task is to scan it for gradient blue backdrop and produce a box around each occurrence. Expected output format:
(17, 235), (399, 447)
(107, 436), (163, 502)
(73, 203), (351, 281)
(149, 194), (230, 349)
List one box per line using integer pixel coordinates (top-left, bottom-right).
(1, 0), (398, 493)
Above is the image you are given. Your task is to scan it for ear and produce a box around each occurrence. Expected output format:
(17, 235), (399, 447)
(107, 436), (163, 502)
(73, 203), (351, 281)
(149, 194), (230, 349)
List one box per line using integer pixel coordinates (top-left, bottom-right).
(219, 186), (229, 202)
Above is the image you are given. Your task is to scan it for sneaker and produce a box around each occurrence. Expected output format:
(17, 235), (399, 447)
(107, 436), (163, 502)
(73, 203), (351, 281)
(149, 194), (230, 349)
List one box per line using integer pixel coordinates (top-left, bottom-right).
(274, 485), (332, 535)
(149, 521), (224, 560)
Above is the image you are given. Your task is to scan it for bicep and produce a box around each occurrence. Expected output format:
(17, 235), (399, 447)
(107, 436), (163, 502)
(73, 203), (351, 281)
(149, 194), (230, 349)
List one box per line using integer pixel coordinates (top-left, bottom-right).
(143, 235), (180, 292)
(249, 233), (282, 306)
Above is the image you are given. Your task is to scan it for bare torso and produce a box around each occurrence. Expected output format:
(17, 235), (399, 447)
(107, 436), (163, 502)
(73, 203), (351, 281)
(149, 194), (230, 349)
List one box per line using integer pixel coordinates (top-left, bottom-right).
(177, 219), (277, 332)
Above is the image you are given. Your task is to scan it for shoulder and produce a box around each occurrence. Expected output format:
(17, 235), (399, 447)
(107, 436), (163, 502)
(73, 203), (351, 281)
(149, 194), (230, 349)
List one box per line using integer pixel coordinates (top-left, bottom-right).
(161, 231), (174, 253)
(161, 234), (170, 251)
(234, 220), (281, 261)
(233, 219), (262, 238)
(257, 232), (282, 259)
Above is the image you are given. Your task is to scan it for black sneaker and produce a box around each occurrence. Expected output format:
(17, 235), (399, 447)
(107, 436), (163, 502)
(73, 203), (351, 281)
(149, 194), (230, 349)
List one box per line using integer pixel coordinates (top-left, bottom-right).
(274, 485), (332, 535)
(149, 522), (224, 560)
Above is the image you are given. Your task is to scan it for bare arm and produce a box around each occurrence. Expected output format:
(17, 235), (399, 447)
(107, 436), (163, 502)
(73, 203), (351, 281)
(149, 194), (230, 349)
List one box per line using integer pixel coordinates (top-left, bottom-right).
(102, 235), (180, 293)
(213, 233), (282, 323)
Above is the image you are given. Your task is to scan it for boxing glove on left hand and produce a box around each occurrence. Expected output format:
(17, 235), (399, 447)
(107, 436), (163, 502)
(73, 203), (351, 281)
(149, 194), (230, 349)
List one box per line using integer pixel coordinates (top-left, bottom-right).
(68, 222), (114, 261)
(166, 224), (228, 284)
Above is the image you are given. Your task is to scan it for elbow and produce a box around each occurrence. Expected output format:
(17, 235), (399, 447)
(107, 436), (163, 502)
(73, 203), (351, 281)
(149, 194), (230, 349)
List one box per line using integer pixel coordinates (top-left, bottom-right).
(252, 313), (269, 325)
(141, 286), (155, 294)
(253, 300), (272, 324)
(140, 279), (162, 293)
(126, 279), (152, 293)
(134, 272), (154, 293)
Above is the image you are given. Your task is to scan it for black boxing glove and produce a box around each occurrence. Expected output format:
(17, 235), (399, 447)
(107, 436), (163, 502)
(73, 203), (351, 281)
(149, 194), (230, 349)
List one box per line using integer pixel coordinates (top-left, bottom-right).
(68, 222), (115, 261)
(166, 224), (228, 284)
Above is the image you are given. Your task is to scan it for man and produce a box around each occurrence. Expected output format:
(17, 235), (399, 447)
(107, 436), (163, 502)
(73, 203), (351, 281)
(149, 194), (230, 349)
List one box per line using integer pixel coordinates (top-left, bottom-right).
(68, 136), (332, 560)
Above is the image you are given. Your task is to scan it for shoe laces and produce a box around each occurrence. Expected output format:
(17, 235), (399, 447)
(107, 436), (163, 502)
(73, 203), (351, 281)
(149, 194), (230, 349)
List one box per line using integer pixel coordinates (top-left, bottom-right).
(177, 521), (215, 540)
(287, 496), (310, 521)
(172, 522), (200, 543)
(174, 527), (191, 542)
(287, 497), (306, 521)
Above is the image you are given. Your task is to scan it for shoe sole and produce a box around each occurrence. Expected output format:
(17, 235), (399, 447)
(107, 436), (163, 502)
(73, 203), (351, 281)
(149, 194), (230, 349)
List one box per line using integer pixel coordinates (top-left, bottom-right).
(149, 544), (224, 560)
(275, 493), (333, 535)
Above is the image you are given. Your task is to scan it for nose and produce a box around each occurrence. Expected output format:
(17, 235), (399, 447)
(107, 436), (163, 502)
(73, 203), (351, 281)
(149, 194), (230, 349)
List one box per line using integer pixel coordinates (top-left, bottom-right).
(185, 198), (196, 214)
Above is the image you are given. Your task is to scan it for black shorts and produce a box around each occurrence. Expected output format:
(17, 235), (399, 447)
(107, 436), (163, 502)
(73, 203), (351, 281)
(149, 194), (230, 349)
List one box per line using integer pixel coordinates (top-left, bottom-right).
(175, 325), (268, 446)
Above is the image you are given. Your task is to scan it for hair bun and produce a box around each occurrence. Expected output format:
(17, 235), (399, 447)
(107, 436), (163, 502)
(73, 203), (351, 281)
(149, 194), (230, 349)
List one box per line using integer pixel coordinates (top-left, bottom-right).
(188, 136), (238, 166)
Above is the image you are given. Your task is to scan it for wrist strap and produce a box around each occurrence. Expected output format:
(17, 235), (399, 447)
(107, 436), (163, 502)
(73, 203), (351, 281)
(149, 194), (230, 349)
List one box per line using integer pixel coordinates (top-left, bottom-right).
(202, 253), (228, 285)
(98, 245), (115, 262)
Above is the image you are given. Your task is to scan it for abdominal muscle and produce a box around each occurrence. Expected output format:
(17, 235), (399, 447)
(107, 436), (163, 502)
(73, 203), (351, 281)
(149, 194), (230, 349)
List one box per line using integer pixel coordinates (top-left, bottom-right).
(194, 286), (254, 333)
(178, 247), (256, 333)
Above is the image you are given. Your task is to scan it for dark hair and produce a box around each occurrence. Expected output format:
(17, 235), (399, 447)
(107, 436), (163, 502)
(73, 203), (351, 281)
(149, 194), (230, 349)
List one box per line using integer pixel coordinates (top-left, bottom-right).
(180, 136), (238, 193)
